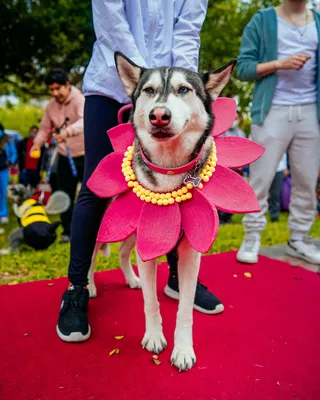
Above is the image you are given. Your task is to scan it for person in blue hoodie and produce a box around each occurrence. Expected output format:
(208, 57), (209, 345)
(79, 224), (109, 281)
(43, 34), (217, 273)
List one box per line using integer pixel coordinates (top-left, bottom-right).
(0, 124), (17, 224)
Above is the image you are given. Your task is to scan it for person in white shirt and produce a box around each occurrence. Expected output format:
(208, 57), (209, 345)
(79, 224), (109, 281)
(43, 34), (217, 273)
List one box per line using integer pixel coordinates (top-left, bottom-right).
(57, 0), (225, 344)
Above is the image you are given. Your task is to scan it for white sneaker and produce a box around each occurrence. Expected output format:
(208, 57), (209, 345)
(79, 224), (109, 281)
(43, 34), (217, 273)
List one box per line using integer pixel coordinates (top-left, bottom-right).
(286, 237), (320, 264)
(236, 235), (261, 264)
(0, 217), (9, 224)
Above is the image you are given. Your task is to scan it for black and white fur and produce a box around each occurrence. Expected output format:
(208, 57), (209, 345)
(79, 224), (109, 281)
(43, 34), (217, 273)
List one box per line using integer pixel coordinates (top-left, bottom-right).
(88, 53), (236, 371)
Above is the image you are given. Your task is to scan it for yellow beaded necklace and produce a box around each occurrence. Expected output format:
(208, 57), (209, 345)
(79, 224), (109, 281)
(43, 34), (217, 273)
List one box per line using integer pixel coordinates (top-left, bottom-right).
(121, 139), (217, 206)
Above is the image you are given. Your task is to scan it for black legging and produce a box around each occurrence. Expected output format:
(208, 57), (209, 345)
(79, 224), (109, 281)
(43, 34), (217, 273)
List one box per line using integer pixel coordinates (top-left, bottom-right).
(68, 96), (178, 286)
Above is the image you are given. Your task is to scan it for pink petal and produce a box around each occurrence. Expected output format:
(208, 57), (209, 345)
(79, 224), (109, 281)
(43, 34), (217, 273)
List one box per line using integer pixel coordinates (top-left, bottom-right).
(136, 202), (181, 262)
(211, 98), (237, 137)
(180, 190), (219, 253)
(108, 123), (135, 153)
(97, 191), (143, 243)
(215, 136), (265, 168)
(201, 164), (260, 213)
(86, 152), (128, 198)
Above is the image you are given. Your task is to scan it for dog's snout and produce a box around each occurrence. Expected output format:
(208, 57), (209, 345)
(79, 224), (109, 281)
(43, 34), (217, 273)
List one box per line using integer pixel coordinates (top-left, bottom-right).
(149, 107), (171, 127)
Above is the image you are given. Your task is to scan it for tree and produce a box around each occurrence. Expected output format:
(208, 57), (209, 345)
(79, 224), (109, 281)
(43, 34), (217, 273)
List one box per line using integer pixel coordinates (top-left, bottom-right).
(0, 0), (94, 98)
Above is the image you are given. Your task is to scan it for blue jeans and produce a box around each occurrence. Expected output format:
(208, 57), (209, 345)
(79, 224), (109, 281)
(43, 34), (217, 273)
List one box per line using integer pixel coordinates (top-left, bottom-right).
(0, 168), (9, 218)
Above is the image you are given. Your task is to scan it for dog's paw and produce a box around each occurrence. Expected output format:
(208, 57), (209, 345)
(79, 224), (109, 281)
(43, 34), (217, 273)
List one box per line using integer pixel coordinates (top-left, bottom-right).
(142, 331), (167, 354)
(126, 275), (141, 289)
(171, 346), (196, 372)
(87, 283), (97, 299)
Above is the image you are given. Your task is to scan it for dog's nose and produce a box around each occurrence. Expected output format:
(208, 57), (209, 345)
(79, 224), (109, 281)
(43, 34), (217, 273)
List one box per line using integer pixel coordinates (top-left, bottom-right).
(149, 107), (171, 127)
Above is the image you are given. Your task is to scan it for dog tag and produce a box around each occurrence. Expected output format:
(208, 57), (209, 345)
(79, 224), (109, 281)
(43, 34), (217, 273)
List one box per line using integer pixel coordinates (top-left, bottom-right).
(183, 174), (201, 187)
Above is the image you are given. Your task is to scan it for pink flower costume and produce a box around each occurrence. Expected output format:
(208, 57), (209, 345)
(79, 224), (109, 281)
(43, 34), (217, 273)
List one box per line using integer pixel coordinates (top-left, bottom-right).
(87, 98), (264, 262)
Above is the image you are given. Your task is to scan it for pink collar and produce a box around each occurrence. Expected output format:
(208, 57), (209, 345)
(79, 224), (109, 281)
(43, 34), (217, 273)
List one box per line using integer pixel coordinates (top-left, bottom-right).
(139, 145), (204, 175)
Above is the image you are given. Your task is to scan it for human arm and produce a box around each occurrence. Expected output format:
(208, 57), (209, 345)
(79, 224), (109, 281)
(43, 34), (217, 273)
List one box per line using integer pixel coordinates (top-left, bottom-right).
(171, 0), (209, 71)
(91, 0), (146, 68)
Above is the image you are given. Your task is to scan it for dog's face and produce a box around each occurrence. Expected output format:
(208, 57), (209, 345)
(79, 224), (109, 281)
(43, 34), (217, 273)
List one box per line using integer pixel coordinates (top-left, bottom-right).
(115, 52), (236, 146)
(9, 185), (33, 205)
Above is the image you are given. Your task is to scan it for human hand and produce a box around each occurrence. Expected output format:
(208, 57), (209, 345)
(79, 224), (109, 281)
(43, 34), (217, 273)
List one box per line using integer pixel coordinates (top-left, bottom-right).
(283, 169), (290, 178)
(30, 143), (41, 158)
(53, 129), (68, 143)
(276, 54), (311, 71)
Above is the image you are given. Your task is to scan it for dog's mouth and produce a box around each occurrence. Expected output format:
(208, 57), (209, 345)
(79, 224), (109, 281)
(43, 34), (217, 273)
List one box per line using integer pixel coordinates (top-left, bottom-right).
(150, 128), (175, 141)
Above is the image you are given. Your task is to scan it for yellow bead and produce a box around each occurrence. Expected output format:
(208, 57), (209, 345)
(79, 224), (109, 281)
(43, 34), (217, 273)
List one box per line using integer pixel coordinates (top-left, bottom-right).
(186, 183), (193, 190)
(206, 171), (212, 178)
(200, 174), (204, 180)
(182, 186), (188, 194)
(181, 195), (187, 201)
(145, 196), (151, 203)
(172, 191), (178, 198)
(140, 188), (146, 194)
(127, 146), (133, 151)
(175, 196), (182, 203)
(133, 181), (139, 187)
(165, 193), (172, 199)
(140, 194), (146, 201)
(150, 192), (155, 198)
(163, 199), (169, 206)
(125, 176), (131, 182)
(151, 198), (157, 204)
(133, 187), (138, 193)
(203, 176), (209, 182)
(157, 199), (163, 206)
(177, 189), (183, 196)
(160, 193), (165, 199)
(127, 155), (133, 161)
(124, 151), (129, 157)
(128, 181), (134, 187)
(168, 198), (175, 204)
(186, 192), (192, 199)
(198, 183), (203, 189)
(137, 185), (142, 191)
(130, 174), (136, 180)
(136, 191), (142, 197)
(145, 189), (151, 195)
(155, 193), (160, 199)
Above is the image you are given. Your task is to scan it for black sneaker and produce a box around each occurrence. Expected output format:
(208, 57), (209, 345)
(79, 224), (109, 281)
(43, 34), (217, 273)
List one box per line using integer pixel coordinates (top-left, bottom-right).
(164, 276), (224, 315)
(56, 285), (91, 342)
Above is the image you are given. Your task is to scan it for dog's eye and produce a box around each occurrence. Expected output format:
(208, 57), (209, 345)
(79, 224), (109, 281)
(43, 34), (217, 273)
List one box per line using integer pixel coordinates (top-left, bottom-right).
(143, 87), (155, 95)
(178, 86), (191, 95)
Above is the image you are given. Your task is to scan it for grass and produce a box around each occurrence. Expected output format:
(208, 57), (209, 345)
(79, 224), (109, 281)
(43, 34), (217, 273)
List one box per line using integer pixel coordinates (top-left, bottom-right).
(1, 206), (320, 286)
(0, 104), (44, 137)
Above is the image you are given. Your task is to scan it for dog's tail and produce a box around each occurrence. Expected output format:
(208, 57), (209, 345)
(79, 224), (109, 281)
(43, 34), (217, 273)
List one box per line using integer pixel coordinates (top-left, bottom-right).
(48, 221), (61, 234)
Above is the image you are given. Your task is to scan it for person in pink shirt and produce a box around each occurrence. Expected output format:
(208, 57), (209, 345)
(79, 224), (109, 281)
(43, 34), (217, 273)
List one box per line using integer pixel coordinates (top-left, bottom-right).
(31, 69), (85, 243)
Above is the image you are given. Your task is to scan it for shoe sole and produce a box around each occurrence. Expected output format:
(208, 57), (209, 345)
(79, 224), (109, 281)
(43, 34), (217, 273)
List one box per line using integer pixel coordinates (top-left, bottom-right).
(164, 285), (224, 315)
(236, 254), (258, 264)
(285, 246), (320, 265)
(56, 325), (91, 343)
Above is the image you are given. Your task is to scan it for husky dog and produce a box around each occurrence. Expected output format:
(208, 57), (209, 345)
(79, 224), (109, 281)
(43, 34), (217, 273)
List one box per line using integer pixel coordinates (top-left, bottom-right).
(88, 52), (236, 371)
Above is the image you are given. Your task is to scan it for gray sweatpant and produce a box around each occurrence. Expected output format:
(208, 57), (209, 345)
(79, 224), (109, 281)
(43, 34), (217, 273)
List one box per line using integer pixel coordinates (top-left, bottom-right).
(243, 103), (320, 239)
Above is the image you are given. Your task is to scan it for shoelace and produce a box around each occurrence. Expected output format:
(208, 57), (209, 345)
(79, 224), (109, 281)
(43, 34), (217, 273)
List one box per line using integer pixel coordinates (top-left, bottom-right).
(61, 288), (87, 315)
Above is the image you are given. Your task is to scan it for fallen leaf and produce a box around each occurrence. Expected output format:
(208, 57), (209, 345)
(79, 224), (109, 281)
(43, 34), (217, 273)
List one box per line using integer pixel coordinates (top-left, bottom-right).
(152, 355), (158, 360)
(109, 348), (120, 356)
(153, 359), (161, 365)
(47, 283), (54, 286)
(24, 333), (29, 337)
(255, 364), (263, 368)
(114, 336), (124, 340)
(233, 274), (238, 278)
(244, 272), (252, 278)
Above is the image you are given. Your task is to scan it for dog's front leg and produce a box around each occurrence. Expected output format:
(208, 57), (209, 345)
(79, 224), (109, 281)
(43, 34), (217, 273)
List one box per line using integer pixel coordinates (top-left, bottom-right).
(120, 235), (141, 289)
(87, 243), (100, 298)
(136, 250), (167, 354)
(171, 237), (200, 371)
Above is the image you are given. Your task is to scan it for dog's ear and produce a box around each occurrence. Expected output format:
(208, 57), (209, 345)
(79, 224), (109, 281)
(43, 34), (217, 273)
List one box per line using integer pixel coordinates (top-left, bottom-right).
(114, 52), (144, 97)
(202, 60), (237, 101)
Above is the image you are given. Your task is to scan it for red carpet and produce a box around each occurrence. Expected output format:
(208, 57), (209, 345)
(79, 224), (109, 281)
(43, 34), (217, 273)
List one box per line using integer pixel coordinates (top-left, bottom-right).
(1, 252), (320, 400)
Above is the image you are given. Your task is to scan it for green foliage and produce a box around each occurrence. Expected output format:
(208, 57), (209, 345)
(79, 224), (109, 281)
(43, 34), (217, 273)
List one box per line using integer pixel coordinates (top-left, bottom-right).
(0, 104), (44, 136)
(1, 206), (320, 285)
(0, 0), (94, 97)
